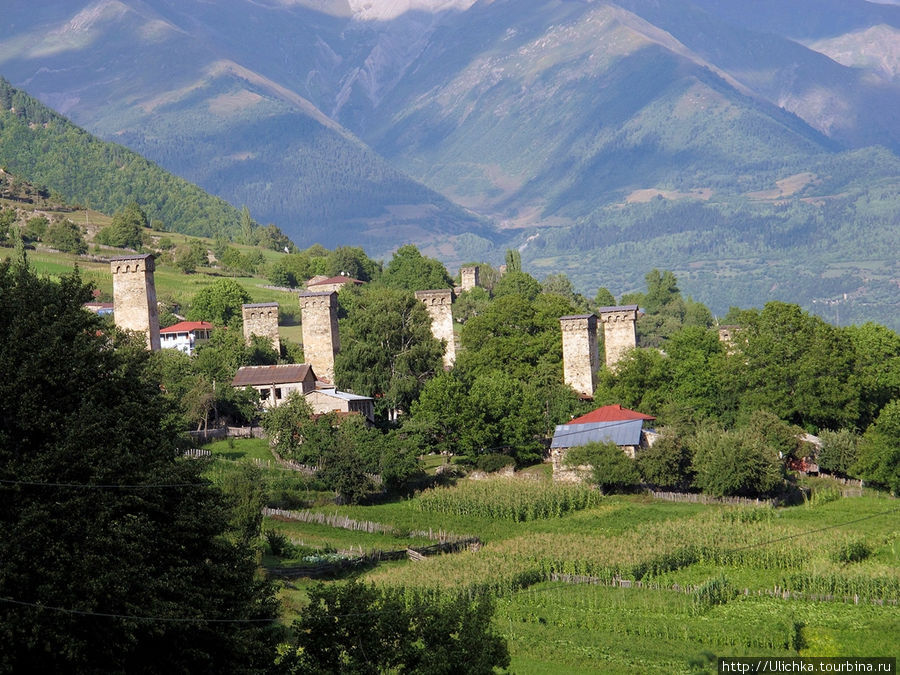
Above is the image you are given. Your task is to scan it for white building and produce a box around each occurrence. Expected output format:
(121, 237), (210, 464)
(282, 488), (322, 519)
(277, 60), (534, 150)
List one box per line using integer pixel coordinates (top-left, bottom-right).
(159, 321), (213, 355)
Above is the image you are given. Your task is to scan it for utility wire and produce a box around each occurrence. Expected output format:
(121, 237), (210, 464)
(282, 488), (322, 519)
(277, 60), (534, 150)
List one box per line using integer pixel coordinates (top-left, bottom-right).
(0, 596), (277, 623)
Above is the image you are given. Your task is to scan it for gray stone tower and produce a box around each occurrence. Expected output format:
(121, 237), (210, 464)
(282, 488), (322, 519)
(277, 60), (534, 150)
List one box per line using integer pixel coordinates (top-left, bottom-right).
(242, 302), (281, 354)
(598, 305), (640, 370)
(110, 254), (160, 351)
(299, 291), (340, 383)
(460, 266), (480, 292)
(560, 314), (599, 397)
(415, 289), (456, 369)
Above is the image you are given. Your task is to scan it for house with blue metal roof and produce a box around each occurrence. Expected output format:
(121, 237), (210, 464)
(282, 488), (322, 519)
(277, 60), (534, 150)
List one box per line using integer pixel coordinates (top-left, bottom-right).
(550, 417), (655, 482)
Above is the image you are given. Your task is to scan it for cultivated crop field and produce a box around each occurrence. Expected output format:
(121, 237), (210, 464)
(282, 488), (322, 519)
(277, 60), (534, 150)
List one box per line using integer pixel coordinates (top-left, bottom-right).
(241, 445), (900, 673)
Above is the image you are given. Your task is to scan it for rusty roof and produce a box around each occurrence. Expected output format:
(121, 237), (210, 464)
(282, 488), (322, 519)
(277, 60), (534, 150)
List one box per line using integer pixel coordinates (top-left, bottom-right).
(232, 364), (314, 387)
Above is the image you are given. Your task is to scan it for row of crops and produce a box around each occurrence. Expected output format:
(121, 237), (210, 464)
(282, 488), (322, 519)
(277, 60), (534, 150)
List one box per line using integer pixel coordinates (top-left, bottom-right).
(257, 470), (899, 669)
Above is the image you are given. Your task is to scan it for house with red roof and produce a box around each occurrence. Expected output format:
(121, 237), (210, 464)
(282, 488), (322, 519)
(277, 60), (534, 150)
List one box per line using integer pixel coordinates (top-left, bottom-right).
(550, 404), (657, 482)
(567, 404), (655, 425)
(159, 321), (214, 355)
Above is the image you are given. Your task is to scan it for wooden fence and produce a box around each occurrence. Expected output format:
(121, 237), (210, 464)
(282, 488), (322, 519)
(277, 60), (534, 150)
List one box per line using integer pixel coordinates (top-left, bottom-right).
(264, 538), (481, 579)
(261, 507), (473, 543)
(187, 426), (265, 444)
(649, 491), (778, 507)
(548, 573), (898, 606)
(183, 448), (211, 459)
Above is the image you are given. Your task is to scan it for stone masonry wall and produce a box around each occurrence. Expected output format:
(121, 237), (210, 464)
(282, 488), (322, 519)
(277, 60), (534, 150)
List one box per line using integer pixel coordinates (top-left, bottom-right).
(460, 266), (480, 292)
(560, 314), (598, 397)
(598, 305), (639, 370)
(415, 289), (456, 369)
(110, 254), (160, 351)
(242, 302), (281, 354)
(299, 291), (339, 383)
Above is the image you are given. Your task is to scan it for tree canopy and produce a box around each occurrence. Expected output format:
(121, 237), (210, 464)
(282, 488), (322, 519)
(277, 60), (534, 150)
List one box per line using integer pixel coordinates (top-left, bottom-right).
(334, 286), (444, 419)
(186, 278), (252, 327)
(0, 259), (279, 672)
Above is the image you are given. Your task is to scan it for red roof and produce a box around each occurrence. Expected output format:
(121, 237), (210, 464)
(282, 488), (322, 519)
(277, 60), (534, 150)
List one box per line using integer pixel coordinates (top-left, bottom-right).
(567, 404), (655, 425)
(307, 276), (364, 286)
(159, 321), (214, 334)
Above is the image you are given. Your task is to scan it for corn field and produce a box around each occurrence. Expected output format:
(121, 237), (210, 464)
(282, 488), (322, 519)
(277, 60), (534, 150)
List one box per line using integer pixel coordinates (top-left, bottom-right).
(415, 480), (603, 521)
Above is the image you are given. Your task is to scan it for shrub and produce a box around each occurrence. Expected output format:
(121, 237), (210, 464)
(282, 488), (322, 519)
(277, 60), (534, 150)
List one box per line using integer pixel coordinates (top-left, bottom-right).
(831, 540), (871, 564)
(566, 441), (641, 494)
(475, 453), (515, 473)
(264, 528), (293, 557)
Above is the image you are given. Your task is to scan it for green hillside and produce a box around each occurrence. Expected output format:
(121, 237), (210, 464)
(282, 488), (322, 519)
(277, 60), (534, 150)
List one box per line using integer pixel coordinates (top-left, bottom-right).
(0, 77), (243, 239)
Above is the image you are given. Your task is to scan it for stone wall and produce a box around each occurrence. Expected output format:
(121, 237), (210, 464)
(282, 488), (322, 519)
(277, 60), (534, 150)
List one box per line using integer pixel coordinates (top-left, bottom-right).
(299, 291), (339, 383)
(460, 266), (480, 292)
(560, 314), (598, 397)
(242, 302), (281, 353)
(110, 254), (160, 351)
(415, 289), (455, 369)
(598, 305), (639, 371)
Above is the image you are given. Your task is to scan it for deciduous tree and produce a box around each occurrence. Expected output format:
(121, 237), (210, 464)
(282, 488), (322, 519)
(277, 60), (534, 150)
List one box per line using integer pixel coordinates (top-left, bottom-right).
(0, 260), (280, 672)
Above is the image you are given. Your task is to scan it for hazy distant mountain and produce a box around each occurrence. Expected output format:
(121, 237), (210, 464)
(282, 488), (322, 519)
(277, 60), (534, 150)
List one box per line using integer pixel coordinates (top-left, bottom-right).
(0, 0), (897, 326)
(0, 0), (489, 252)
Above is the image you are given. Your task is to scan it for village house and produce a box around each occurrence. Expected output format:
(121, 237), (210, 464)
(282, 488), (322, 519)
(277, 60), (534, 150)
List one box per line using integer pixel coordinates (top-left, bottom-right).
(159, 321), (213, 355)
(550, 404), (657, 482)
(305, 386), (375, 423)
(232, 364), (374, 422)
(232, 364), (317, 408)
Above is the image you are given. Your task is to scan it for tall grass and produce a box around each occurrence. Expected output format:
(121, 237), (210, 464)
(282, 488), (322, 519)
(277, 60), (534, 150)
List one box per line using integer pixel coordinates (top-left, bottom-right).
(415, 480), (602, 522)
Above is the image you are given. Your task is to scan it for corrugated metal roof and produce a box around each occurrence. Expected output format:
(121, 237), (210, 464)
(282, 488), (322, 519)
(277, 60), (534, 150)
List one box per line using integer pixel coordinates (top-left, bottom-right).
(550, 419), (644, 448)
(568, 404), (655, 425)
(595, 304), (639, 313)
(232, 364), (314, 387)
(311, 388), (373, 402)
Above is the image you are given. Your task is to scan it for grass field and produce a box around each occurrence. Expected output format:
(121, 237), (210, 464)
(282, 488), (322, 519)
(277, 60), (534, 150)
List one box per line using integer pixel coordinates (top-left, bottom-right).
(16, 238), (303, 340)
(200, 434), (896, 670)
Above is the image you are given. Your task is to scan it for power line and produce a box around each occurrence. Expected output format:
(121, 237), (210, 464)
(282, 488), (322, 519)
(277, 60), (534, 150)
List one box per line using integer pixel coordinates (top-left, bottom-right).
(0, 478), (200, 489)
(0, 596), (277, 623)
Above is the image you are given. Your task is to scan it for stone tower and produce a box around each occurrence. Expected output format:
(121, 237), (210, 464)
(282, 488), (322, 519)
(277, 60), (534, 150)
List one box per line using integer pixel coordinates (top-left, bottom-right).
(110, 254), (160, 351)
(560, 314), (599, 397)
(242, 302), (281, 354)
(298, 291), (339, 383)
(598, 305), (640, 370)
(460, 265), (480, 292)
(415, 289), (455, 369)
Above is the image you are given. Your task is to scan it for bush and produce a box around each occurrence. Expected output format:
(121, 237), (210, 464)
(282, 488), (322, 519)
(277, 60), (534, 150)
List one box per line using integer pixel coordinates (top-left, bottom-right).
(264, 529), (293, 557)
(475, 453), (515, 473)
(831, 540), (871, 564)
(566, 441), (640, 494)
(817, 429), (859, 476)
(690, 425), (784, 497)
(636, 429), (692, 489)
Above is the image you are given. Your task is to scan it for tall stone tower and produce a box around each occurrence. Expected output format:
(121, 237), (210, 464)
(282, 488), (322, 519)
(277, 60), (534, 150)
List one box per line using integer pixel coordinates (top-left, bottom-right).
(598, 305), (640, 370)
(415, 289), (456, 369)
(560, 314), (599, 397)
(110, 254), (160, 351)
(460, 266), (480, 292)
(242, 302), (281, 354)
(298, 291), (339, 383)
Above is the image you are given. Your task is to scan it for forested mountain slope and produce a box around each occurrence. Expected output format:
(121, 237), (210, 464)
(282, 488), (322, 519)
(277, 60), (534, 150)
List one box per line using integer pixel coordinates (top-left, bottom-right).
(0, 0), (897, 326)
(0, 0), (489, 252)
(0, 77), (243, 238)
